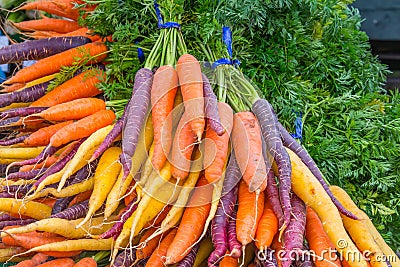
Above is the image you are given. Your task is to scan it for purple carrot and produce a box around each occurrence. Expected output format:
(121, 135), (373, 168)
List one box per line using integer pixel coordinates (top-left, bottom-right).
(120, 68), (153, 178)
(0, 191), (23, 198)
(282, 193), (306, 267)
(252, 99), (292, 233)
(202, 73), (224, 136)
(265, 169), (284, 229)
(0, 36), (92, 64)
(256, 247), (279, 267)
(69, 158), (99, 185)
(0, 116), (20, 127)
(51, 199), (89, 220)
(2, 184), (33, 194)
(0, 107), (48, 120)
(51, 195), (74, 215)
(0, 164), (19, 176)
(112, 247), (136, 267)
(277, 122), (358, 220)
(295, 244), (314, 267)
(208, 165), (239, 266)
(6, 168), (47, 180)
(51, 160), (99, 215)
(99, 197), (138, 240)
(0, 213), (18, 221)
(0, 135), (28, 146)
(227, 210), (242, 259)
(222, 151), (242, 194)
(90, 114), (125, 162)
(177, 241), (201, 267)
(0, 81), (50, 108)
(9, 144), (62, 167)
(33, 138), (86, 187)
(0, 219), (36, 230)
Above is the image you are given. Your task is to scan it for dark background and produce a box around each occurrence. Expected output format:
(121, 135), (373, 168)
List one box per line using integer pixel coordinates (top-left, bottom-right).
(351, 0), (400, 90)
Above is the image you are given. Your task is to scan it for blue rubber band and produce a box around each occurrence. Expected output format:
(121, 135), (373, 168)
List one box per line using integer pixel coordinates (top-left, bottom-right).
(154, 0), (181, 29)
(134, 39), (145, 64)
(212, 26), (240, 69)
(290, 111), (303, 141)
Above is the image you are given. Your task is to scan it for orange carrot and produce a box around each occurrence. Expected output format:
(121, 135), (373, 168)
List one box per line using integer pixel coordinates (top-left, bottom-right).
(146, 228), (177, 267)
(4, 42), (108, 84)
(123, 181), (137, 206)
(220, 254), (239, 267)
(165, 176), (213, 264)
(62, 28), (101, 42)
(67, 190), (93, 208)
(171, 112), (197, 181)
(14, 253), (49, 267)
(204, 102), (233, 184)
(136, 228), (166, 260)
(30, 69), (105, 107)
(176, 54), (205, 141)
(150, 65), (179, 171)
(35, 197), (57, 208)
(49, 110), (116, 147)
(12, 19), (81, 33)
(236, 180), (264, 246)
(231, 111), (267, 192)
(305, 207), (342, 267)
(255, 198), (278, 251)
(35, 258), (75, 267)
(34, 98), (106, 121)
(73, 257), (97, 267)
(0, 83), (25, 93)
(17, 0), (95, 21)
(40, 250), (82, 258)
(24, 121), (73, 146)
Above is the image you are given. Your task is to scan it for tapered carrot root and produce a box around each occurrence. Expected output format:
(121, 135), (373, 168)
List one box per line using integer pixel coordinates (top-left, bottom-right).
(30, 69), (105, 107)
(11, 19), (82, 33)
(165, 176), (213, 264)
(204, 102), (233, 184)
(176, 54), (205, 141)
(232, 111), (267, 192)
(236, 180), (264, 246)
(151, 65), (179, 171)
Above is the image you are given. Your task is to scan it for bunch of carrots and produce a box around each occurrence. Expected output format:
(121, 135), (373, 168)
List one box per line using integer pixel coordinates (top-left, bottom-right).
(0, 1), (398, 267)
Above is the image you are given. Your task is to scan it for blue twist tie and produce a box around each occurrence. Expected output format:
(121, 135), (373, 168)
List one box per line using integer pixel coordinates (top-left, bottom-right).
(154, 0), (181, 29)
(212, 58), (241, 69)
(134, 39), (145, 64)
(212, 26), (240, 69)
(290, 111), (303, 141)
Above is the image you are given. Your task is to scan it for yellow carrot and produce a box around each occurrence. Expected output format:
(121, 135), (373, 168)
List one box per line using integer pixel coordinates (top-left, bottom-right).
(0, 198), (51, 220)
(104, 116), (154, 218)
(285, 148), (368, 267)
(58, 124), (114, 191)
(0, 216), (113, 239)
(27, 238), (113, 253)
(27, 177), (94, 200)
(0, 147), (45, 159)
(76, 147), (122, 228)
(144, 148), (203, 242)
(330, 186), (393, 267)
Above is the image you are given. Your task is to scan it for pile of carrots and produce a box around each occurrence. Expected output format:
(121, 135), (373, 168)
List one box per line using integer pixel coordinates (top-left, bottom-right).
(0, 1), (398, 267)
